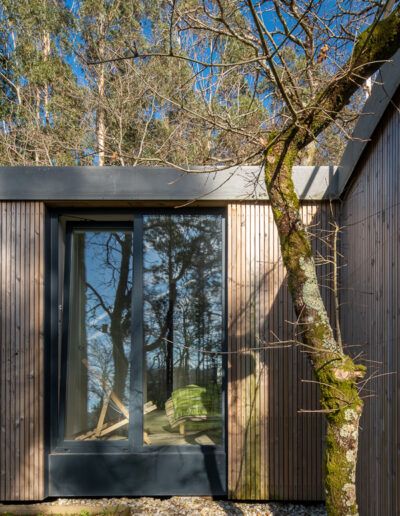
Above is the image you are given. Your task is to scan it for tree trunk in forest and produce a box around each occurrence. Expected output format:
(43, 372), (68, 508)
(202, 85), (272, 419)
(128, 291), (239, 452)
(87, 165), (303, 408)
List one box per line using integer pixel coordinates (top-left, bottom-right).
(110, 322), (129, 401)
(35, 87), (41, 164)
(97, 68), (106, 166)
(97, 15), (106, 167)
(265, 133), (366, 515)
(165, 281), (175, 397)
(43, 30), (50, 124)
(110, 234), (132, 401)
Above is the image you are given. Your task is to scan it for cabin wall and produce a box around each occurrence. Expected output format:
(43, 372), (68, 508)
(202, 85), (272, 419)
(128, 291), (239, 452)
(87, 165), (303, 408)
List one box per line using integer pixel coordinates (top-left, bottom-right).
(227, 202), (334, 500)
(341, 90), (400, 516)
(0, 199), (334, 502)
(0, 202), (45, 501)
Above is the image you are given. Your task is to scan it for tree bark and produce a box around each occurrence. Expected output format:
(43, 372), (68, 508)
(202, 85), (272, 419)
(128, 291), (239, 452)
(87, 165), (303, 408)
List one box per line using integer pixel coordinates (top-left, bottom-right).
(43, 30), (50, 124)
(97, 15), (106, 167)
(97, 69), (106, 166)
(265, 132), (365, 515)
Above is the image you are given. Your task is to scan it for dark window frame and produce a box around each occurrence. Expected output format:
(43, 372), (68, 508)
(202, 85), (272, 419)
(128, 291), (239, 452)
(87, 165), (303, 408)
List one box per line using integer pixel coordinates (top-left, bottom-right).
(47, 208), (227, 456)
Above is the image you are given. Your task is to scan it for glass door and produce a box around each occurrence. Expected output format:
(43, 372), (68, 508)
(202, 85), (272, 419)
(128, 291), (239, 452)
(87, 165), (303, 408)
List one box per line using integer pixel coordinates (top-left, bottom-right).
(60, 223), (134, 444)
(50, 211), (226, 497)
(143, 214), (223, 447)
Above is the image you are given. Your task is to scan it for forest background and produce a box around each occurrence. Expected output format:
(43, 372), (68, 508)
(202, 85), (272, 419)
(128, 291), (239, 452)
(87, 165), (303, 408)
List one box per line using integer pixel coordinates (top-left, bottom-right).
(0, 0), (361, 168)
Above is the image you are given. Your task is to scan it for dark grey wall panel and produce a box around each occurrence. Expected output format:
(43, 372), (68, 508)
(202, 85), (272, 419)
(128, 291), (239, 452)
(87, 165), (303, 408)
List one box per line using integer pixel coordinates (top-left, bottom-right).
(49, 452), (226, 496)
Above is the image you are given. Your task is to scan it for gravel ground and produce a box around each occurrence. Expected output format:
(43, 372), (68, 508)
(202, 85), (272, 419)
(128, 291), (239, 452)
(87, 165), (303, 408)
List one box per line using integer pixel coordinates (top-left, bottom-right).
(15, 497), (327, 515)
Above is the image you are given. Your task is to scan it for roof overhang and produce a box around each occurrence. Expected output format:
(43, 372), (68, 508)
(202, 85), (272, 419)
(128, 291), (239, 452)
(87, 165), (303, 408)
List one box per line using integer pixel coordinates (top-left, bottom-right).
(338, 49), (400, 194)
(0, 165), (339, 202)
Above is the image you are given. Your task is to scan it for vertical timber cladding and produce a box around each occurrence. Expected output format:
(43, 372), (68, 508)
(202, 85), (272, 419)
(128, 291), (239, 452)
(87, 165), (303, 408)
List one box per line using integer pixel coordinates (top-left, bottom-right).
(341, 91), (400, 516)
(0, 202), (45, 501)
(227, 202), (335, 501)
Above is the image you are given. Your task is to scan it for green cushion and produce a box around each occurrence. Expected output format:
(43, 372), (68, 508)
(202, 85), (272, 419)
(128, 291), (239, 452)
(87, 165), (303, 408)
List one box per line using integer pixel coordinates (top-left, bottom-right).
(165, 384), (219, 428)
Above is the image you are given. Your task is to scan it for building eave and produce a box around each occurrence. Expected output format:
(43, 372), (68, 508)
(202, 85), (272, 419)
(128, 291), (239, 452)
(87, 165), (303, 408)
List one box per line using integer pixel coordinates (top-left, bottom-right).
(338, 49), (400, 195)
(0, 165), (339, 202)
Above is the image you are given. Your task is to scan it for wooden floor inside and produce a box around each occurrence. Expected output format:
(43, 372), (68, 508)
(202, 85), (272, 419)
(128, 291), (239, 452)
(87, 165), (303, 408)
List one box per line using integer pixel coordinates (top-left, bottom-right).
(87, 409), (222, 445)
(144, 409), (222, 446)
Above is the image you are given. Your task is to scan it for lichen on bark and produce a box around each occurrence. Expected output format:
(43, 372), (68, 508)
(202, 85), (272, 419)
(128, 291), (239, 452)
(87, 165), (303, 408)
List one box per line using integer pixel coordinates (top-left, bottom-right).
(264, 140), (366, 515)
(299, 256), (339, 353)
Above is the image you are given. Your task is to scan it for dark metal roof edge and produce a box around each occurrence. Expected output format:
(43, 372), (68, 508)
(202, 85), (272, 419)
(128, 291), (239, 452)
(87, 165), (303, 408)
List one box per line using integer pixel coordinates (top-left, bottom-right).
(0, 165), (339, 201)
(338, 49), (400, 195)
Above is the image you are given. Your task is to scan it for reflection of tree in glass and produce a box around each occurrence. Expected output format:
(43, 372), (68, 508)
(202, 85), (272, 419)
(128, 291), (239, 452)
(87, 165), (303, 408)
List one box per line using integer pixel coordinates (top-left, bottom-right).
(84, 231), (133, 406)
(143, 215), (222, 406)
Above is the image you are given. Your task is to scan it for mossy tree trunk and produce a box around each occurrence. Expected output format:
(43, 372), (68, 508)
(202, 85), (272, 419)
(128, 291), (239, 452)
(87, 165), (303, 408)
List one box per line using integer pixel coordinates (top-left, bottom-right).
(265, 130), (366, 515)
(261, 11), (400, 512)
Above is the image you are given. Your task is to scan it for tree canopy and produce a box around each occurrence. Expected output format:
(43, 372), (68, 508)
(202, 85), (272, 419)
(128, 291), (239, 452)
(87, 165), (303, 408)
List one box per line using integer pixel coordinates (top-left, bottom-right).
(2, 0), (392, 167)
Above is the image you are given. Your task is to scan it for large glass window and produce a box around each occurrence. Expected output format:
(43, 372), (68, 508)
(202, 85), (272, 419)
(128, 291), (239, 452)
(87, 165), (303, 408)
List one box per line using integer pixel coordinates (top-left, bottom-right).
(64, 226), (133, 441)
(143, 215), (223, 446)
(62, 213), (224, 449)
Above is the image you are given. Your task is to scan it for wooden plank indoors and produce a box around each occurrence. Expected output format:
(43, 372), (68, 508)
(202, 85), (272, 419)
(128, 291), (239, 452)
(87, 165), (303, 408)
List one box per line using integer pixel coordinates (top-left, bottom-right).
(341, 90), (400, 516)
(0, 202), (45, 501)
(227, 202), (334, 501)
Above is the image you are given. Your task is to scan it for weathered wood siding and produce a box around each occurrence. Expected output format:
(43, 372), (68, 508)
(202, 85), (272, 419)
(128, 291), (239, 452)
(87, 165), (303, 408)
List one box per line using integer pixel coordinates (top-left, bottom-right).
(227, 202), (334, 500)
(0, 199), (334, 502)
(341, 90), (400, 516)
(0, 202), (45, 501)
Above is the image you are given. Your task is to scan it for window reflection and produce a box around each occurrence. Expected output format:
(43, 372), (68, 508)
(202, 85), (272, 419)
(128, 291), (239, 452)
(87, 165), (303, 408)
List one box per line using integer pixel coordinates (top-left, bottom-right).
(65, 228), (133, 441)
(143, 215), (223, 446)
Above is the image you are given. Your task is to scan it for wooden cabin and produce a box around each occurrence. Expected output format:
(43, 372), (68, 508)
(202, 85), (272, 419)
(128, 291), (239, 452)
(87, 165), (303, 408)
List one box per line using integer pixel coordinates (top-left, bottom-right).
(0, 50), (399, 515)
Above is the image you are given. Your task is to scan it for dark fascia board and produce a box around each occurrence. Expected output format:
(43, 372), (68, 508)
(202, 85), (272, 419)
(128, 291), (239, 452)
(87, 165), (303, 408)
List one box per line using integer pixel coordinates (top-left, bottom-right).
(0, 165), (339, 201)
(338, 49), (400, 195)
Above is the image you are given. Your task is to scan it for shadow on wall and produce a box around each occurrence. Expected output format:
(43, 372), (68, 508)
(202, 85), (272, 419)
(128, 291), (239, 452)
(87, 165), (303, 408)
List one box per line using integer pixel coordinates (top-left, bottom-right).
(226, 204), (331, 501)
